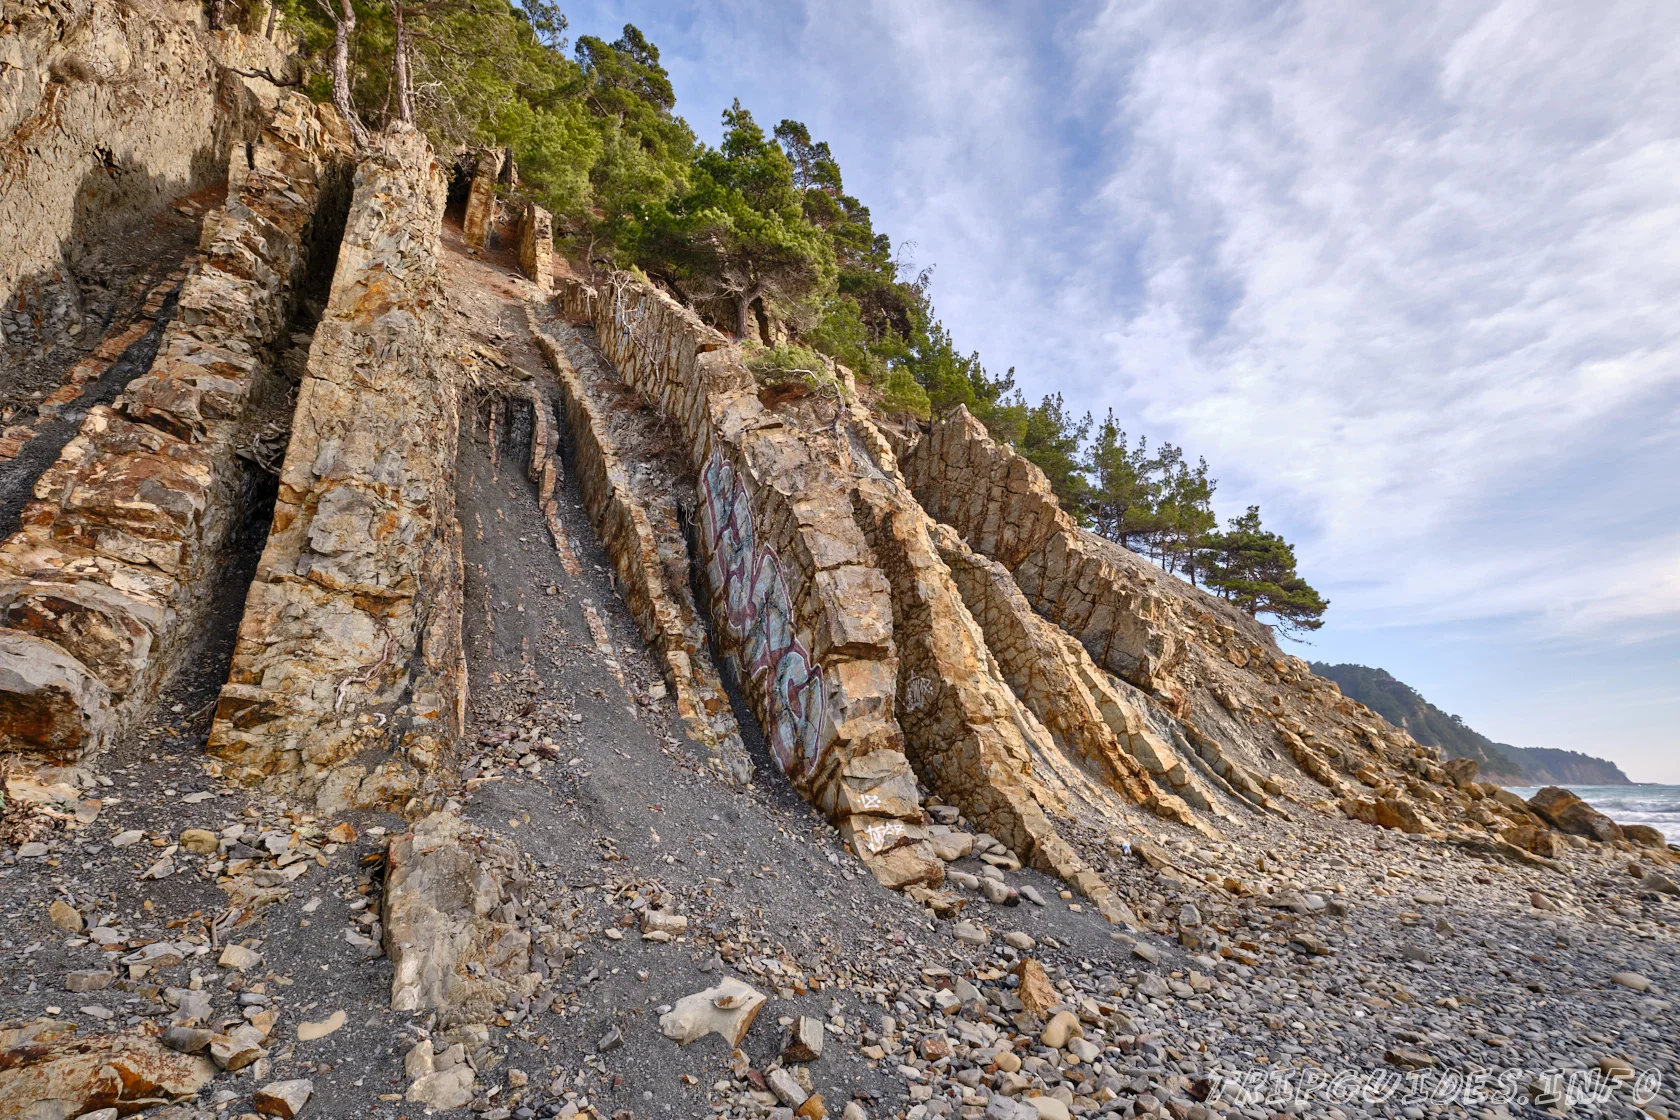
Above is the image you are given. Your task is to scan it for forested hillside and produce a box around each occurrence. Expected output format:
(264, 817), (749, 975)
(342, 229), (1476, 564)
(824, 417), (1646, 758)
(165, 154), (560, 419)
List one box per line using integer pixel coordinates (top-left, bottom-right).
(1312, 662), (1631, 785)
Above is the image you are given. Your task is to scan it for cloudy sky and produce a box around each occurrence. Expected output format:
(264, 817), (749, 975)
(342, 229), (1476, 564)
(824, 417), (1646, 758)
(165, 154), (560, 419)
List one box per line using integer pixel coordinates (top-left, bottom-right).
(563, 0), (1680, 782)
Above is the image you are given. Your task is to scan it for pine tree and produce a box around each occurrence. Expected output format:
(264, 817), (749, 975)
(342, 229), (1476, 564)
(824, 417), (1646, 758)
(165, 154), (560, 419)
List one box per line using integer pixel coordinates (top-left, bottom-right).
(1203, 506), (1329, 635)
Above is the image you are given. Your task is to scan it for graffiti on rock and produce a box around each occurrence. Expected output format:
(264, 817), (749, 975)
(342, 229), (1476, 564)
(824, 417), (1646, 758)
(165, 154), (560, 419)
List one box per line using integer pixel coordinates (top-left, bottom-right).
(698, 450), (824, 777)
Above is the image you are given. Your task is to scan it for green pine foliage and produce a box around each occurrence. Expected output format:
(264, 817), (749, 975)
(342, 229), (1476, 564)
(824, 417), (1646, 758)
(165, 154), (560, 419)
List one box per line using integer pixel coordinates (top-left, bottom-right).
(273, 5), (1327, 634)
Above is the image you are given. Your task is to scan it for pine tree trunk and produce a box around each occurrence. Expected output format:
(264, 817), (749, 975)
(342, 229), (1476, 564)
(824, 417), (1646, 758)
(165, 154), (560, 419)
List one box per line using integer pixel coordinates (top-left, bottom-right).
(736, 281), (765, 340)
(393, 3), (414, 125)
(332, 0), (370, 148)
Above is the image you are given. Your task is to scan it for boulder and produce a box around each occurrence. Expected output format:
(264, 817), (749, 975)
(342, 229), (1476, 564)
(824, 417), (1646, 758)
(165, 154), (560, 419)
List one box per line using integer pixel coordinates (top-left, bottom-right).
(408, 1065), (476, 1109)
(0, 1022), (214, 1117)
(1442, 758), (1479, 790)
(1501, 823), (1568, 860)
(781, 1015), (825, 1063)
(383, 812), (535, 1026)
(1623, 824), (1667, 849)
(254, 1079), (313, 1118)
(1526, 787), (1623, 843)
(1012, 958), (1059, 1018)
(658, 977), (766, 1047)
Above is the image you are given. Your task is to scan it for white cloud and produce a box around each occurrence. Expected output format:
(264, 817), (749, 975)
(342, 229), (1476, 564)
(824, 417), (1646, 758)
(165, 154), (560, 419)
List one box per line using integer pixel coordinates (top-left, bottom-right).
(1042, 0), (1680, 642)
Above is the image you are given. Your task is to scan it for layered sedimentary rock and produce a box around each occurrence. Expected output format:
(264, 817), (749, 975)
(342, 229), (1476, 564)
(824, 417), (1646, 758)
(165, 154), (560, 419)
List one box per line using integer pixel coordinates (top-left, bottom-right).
(208, 124), (463, 811)
(0, 94), (350, 757)
(1, 0), (295, 349)
(849, 473), (1133, 920)
(558, 275), (943, 888)
(528, 309), (751, 784)
(931, 524), (1208, 827)
(0, 1018), (215, 1118)
(517, 202), (553, 292)
(901, 408), (1513, 837)
(383, 811), (538, 1027)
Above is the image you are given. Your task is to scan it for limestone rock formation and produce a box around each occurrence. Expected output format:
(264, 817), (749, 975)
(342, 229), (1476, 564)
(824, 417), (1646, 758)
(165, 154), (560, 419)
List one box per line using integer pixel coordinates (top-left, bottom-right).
(208, 124), (463, 811)
(900, 407), (1500, 830)
(462, 147), (503, 248)
(0, 94), (351, 759)
(382, 811), (537, 1026)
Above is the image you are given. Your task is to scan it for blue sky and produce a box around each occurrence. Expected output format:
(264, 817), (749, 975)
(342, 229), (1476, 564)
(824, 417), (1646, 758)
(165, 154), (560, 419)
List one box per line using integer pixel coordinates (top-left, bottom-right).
(561, 0), (1680, 782)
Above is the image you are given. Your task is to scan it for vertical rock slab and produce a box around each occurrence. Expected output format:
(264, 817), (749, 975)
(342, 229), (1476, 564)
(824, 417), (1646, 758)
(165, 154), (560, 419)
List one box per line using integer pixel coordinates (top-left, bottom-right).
(209, 125), (464, 812)
(462, 148), (503, 249)
(557, 275), (940, 888)
(0, 95), (350, 758)
(517, 202), (553, 293)
(904, 407), (1187, 705)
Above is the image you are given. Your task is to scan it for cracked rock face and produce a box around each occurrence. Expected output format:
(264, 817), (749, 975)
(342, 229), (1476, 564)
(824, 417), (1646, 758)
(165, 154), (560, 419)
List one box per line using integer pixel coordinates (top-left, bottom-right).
(0, 1020), (216, 1119)
(0, 94), (350, 761)
(208, 124), (464, 811)
(0, 0), (295, 348)
(382, 811), (537, 1027)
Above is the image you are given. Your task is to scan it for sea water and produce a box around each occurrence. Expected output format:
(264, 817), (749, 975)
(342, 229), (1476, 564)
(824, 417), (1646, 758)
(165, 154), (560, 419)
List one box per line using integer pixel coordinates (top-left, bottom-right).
(1507, 784), (1680, 840)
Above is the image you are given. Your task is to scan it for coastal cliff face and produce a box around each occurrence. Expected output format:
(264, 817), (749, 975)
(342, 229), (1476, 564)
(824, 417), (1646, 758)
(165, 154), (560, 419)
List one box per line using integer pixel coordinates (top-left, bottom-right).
(1, 67), (1675, 1120)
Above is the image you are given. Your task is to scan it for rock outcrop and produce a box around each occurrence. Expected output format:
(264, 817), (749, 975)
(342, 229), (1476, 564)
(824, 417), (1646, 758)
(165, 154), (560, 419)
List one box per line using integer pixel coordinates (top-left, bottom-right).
(0, 0), (295, 351)
(0, 1018), (215, 1118)
(558, 275), (943, 888)
(0, 94), (350, 759)
(517, 202), (554, 292)
(208, 124), (463, 811)
(901, 407), (1495, 829)
(1528, 786), (1625, 843)
(382, 811), (538, 1027)
(461, 146), (502, 248)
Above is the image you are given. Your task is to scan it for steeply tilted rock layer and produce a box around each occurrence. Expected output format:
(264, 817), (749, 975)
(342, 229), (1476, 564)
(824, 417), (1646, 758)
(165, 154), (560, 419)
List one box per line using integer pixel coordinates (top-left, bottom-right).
(0, 93), (350, 759)
(209, 124), (463, 812)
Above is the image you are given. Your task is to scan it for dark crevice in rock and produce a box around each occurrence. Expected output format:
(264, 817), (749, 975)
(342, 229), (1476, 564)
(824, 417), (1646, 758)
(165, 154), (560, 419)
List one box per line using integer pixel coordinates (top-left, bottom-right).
(0, 288), (178, 539)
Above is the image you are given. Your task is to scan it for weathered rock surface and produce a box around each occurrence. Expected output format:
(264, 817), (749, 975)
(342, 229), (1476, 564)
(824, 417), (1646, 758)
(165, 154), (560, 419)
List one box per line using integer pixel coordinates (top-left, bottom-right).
(462, 147), (503, 248)
(0, 1020), (215, 1118)
(517, 201), (553, 292)
(382, 811), (537, 1026)
(0, 0), (295, 348)
(1528, 785), (1625, 843)
(0, 94), (350, 759)
(559, 275), (939, 886)
(901, 407), (1501, 835)
(209, 123), (463, 810)
(932, 523), (1207, 826)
